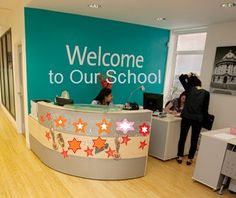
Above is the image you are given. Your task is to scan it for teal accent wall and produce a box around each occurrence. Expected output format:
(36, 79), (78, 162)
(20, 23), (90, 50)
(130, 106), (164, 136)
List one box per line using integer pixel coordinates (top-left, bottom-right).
(25, 8), (170, 110)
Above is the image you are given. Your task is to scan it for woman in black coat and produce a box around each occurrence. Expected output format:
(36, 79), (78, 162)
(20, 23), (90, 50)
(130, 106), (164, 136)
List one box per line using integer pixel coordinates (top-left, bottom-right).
(176, 73), (210, 165)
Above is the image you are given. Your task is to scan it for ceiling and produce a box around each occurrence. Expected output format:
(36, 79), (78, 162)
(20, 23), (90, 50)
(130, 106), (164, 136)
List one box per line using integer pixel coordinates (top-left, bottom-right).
(1, 0), (236, 30)
(0, 0), (16, 26)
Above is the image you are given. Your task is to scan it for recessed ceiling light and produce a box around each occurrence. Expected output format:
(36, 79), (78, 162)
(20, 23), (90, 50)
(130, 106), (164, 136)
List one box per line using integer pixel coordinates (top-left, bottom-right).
(88, 3), (101, 9)
(155, 17), (166, 21)
(221, 2), (236, 7)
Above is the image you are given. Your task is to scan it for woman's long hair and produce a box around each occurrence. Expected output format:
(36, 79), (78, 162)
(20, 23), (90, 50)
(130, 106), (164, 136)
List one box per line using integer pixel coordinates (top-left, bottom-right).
(94, 88), (112, 105)
(188, 75), (202, 87)
(178, 91), (186, 107)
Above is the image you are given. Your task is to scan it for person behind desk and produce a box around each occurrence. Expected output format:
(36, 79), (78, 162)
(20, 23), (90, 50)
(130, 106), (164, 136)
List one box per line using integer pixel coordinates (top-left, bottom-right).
(91, 88), (113, 105)
(176, 73), (210, 165)
(164, 91), (186, 115)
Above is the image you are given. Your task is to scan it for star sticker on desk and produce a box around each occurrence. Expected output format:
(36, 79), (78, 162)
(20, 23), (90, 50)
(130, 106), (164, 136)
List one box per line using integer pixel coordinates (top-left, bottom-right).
(45, 131), (51, 141)
(46, 112), (51, 121)
(121, 135), (131, 146)
(139, 140), (147, 150)
(105, 147), (115, 158)
(73, 118), (87, 133)
(54, 115), (67, 128)
(139, 122), (150, 136)
(61, 148), (68, 158)
(68, 138), (81, 153)
(96, 119), (112, 134)
(84, 146), (94, 157)
(116, 118), (134, 134)
(92, 136), (106, 150)
(40, 115), (45, 123)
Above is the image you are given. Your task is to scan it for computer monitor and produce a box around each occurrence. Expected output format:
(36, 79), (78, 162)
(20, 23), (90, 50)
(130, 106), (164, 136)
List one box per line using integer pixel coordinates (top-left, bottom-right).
(143, 92), (163, 112)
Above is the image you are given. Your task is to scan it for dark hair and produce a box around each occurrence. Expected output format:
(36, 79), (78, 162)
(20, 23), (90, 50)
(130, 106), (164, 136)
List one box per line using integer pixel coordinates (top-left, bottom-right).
(94, 88), (112, 105)
(188, 75), (202, 87)
(178, 91), (186, 107)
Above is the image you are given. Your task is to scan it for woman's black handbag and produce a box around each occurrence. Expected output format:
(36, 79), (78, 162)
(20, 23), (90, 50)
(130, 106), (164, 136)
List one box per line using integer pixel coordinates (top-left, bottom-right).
(202, 113), (215, 130)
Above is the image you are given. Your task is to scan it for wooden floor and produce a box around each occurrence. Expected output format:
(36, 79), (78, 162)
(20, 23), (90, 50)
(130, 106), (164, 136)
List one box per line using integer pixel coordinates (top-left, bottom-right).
(0, 108), (234, 198)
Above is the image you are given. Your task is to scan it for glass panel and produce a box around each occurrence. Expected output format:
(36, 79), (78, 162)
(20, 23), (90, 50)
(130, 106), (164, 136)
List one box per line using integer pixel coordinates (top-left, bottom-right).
(65, 104), (122, 112)
(6, 33), (12, 52)
(0, 39), (5, 105)
(2, 36), (10, 110)
(175, 54), (203, 75)
(172, 54), (204, 96)
(177, 32), (207, 51)
(6, 31), (15, 118)
(0, 30), (15, 118)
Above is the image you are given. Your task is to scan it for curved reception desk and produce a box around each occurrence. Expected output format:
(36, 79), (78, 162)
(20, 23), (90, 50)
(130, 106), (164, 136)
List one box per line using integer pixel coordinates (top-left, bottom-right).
(28, 102), (152, 180)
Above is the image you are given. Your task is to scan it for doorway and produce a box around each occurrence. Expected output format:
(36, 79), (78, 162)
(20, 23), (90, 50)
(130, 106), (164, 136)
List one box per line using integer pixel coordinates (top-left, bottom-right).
(16, 44), (25, 135)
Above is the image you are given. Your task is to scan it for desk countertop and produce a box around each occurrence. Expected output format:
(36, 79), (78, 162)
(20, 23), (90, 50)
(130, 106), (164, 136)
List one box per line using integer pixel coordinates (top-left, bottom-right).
(201, 128), (236, 144)
(152, 113), (181, 122)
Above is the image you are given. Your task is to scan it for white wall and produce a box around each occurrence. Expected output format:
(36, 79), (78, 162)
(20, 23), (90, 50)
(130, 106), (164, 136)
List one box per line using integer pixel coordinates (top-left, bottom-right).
(1, 2), (30, 146)
(163, 31), (176, 105)
(0, 26), (5, 35)
(201, 21), (236, 129)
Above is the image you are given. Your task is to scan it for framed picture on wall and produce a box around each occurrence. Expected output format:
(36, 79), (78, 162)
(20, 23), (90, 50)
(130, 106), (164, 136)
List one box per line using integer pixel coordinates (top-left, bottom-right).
(210, 46), (236, 95)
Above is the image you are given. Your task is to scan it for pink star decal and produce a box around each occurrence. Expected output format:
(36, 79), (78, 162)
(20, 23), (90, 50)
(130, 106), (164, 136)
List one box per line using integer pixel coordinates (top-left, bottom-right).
(61, 149), (68, 158)
(121, 135), (131, 146)
(45, 131), (51, 141)
(139, 140), (147, 150)
(139, 122), (150, 136)
(116, 118), (134, 134)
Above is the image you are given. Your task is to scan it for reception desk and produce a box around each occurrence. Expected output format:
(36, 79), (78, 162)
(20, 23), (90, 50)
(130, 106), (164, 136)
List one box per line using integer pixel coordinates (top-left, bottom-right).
(28, 102), (152, 180)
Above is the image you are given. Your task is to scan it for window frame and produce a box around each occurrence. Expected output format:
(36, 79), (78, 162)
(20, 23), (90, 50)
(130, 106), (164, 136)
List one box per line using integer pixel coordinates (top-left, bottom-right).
(163, 28), (207, 105)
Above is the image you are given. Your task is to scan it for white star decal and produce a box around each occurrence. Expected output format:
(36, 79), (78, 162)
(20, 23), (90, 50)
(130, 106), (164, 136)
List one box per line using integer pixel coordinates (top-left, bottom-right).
(76, 123), (83, 129)
(101, 123), (107, 130)
(142, 126), (148, 133)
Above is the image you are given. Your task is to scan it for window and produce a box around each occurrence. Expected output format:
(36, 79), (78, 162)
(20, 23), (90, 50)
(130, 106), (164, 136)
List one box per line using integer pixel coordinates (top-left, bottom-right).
(171, 31), (207, 98)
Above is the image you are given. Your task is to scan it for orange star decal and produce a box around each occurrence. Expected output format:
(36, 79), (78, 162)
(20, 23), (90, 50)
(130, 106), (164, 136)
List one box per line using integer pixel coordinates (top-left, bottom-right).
(54, 115), (67, 128)
(105, 147), (115, 158)
(96, 118), (112, 134)
(68, 138), (81, 153)
(45, 131), (51, 141)
(84, 146), (93, 157)
(92, 136), (106, 149)
(73, 118), (87, 133)
(46, 112), (51, 121)
(139, 140), (147, 150)
(121, 135), (131, 146)
(61, 148), (68, 158)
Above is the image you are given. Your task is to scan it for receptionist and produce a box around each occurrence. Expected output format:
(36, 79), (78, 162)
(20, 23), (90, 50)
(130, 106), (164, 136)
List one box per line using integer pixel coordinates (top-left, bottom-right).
(91, 88), (113, 105)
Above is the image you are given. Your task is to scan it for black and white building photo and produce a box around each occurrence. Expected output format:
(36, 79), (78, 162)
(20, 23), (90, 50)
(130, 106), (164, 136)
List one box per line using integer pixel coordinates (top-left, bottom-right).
(210, 46), (236, 95)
